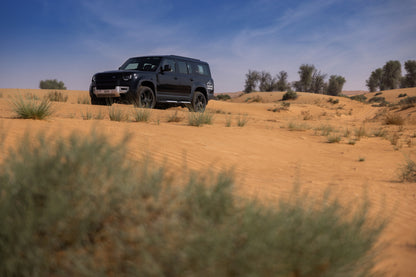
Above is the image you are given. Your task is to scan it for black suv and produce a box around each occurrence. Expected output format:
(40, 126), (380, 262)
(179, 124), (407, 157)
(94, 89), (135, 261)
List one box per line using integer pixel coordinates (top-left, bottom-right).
(90, 55), (214, 112)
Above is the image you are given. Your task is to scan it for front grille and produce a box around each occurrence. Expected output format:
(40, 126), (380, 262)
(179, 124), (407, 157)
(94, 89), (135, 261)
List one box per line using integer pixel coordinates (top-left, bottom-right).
(95, 73), (131, 90)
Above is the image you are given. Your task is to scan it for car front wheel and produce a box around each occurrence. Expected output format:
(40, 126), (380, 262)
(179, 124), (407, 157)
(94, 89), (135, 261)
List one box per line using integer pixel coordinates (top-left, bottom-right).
(135, 86), (156, 108)
(189, 91), (207, 112)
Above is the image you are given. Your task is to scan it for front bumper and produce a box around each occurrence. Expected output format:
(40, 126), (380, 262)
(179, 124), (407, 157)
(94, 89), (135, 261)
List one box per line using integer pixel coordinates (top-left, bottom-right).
(93, 86), (129, 97)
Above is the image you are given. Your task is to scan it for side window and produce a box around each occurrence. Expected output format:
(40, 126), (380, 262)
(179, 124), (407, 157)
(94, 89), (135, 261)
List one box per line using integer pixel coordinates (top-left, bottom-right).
(161, 59), (176, 72)
(177, 61), (188, 74)
(193, 63), (209, 76)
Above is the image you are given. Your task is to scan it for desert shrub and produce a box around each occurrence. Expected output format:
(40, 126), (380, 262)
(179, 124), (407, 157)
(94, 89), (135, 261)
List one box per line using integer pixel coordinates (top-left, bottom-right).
(327, 98), (339, 104)
(132, 108), (151, 122)
(301, 110), (312, 120)
(399, 96), (416, 105)
(167, 111), (184, 123)
(384, 113), (404, 125)
(246, 95), (263, 103)
(315, 124), (334, 136)
(268, 102), (290, 112)
(368, 96), (387, 107)
(109, 106), (128, 121)
(45, 91), (68, 102)
(215, 94), (231, 101)
(0, 130), (386, 277)
(282, 89), (298, 101)
(327, 135), (341, 143)
(349, 95), (367, 102)
(12, 97), (53, 120)
(398, 93), (407, 98)
(188, 112), (213, 126)
(39, 79), (66, 90)
(399, 158), (416, 182)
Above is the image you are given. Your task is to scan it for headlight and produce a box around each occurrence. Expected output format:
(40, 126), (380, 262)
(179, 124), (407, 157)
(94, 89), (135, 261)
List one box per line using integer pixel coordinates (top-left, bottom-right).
(122, 74), (132, 81)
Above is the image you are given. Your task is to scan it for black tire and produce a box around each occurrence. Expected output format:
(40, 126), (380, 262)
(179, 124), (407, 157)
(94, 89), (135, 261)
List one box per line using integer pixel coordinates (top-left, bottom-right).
(189, 91), (207, 112)
(135, 86), (156, 108)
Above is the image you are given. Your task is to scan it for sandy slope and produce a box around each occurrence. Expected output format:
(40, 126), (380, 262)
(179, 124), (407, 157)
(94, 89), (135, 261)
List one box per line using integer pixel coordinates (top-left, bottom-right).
(1, 88), (416, 276)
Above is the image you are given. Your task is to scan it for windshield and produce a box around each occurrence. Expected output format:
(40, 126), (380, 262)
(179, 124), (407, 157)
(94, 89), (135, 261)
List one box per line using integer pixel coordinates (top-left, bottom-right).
(119, 57), (161, 71)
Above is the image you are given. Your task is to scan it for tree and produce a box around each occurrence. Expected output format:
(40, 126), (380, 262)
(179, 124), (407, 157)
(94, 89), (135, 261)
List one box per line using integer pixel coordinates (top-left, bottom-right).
(244, 70), (260, 93)
(276, 71), (289, 91)
(366, 68), (383, 92)
(310, 70), (327, 94)
(39, 79), (67, 90)
(403, 60), (416, 88)
(258, 71), (275, 92)
(327, 75), (346, 96)
(294, 64), (315, 92)
(381, 60), (401, 90)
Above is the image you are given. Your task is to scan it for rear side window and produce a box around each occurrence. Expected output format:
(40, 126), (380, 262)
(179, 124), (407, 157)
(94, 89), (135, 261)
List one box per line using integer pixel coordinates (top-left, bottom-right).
(177, 61), (188, 74)
(192, 63), (210, 76)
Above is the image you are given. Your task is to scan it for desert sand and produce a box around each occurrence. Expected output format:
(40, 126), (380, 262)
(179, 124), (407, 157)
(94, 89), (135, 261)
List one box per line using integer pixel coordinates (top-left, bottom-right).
(0, 87), (415, 276)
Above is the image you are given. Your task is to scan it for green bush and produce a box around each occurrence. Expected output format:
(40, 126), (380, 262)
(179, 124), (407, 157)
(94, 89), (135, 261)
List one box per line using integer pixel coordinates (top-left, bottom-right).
(349, 95), (367, 102)
(12, 97), (53, 119)
(0, 130), (387, 277)
(215, 94), (231, 101)
(45, 91), (68, 102)
(282, 89), (298, 101)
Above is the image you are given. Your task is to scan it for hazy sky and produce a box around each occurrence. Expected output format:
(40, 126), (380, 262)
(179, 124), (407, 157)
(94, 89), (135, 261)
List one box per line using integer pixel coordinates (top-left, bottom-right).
(1, 0), (415, 92)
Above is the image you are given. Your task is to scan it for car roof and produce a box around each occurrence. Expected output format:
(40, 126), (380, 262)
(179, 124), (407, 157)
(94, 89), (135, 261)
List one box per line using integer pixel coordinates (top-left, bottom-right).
(131, 55), (206, 64)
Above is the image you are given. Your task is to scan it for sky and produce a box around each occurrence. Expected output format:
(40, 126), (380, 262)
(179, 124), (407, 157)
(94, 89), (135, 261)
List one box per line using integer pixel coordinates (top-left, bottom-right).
(0, 0), (415, 93)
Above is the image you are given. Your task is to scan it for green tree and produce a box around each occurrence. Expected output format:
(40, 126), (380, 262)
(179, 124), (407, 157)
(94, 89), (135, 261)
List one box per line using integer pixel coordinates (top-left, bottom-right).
(294, 64), (315, 92)
(366, 68), (383, 92)
(327, 75), (346, 96)
(403, 60), (416, 88)
(276, 71), (289, 91)
(258, 71), (275, 92)
(310, 70), (327, 94)
(381, 60), (401, 90)
(244, 70), (260, 93)
(39, 79), (67, 90)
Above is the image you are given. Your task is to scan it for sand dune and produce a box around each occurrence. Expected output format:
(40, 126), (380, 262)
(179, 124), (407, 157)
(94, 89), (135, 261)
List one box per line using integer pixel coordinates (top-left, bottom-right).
(1, 87), (416, 276)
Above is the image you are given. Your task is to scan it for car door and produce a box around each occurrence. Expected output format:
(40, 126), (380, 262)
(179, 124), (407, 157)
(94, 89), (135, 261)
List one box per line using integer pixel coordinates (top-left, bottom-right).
(157, 58), (179, 97)
(175, 60), (192, 98)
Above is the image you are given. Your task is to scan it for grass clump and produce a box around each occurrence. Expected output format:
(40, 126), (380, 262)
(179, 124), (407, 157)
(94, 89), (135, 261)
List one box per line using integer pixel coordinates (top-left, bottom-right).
(327, 135), (341, 143)
(237, 114), (249, 127)
(12, 97), (53, 120)
(399, 158), (416, 182)
(188, 111), (213, 126)
(132, 108), (151, 122)
(109, 106), (128, 121)
(45, 91), (68, 102)
(0, 130), (387, 276)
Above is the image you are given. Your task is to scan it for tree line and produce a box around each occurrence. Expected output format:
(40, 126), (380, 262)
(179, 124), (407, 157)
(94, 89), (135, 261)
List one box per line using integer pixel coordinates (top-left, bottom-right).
(366, 60), (416, 92)
(244, 64), (346, 96)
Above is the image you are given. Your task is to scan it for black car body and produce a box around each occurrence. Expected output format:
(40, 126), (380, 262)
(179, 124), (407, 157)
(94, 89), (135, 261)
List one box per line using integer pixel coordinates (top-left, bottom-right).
(89, 55), (214, 112)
